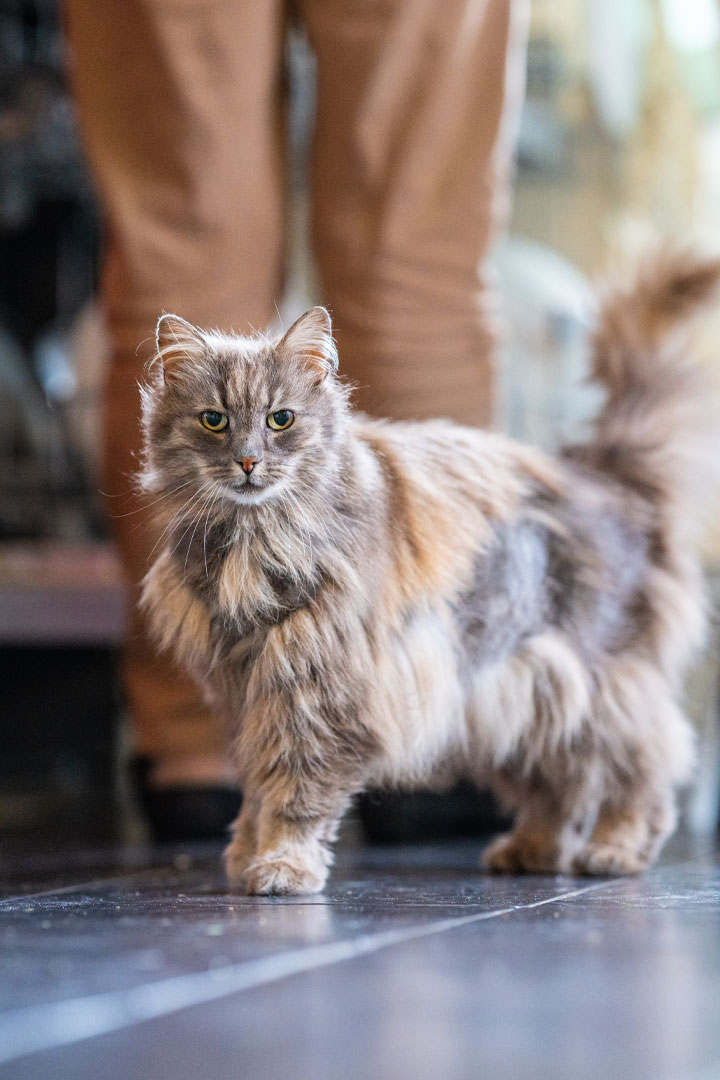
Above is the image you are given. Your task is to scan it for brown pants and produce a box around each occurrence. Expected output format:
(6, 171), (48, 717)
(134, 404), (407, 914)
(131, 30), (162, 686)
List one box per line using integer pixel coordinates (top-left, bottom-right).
(65, 0), (529, 761)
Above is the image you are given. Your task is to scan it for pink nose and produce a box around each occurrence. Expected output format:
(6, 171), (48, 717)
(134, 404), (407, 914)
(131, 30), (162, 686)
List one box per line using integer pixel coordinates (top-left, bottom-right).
(237, 457), (259, 475)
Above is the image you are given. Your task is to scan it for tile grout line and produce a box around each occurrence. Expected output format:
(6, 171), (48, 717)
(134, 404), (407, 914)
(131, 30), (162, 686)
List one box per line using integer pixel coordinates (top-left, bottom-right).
(0, 879), (616, 1067)
(0, 846), (223, 907)
(0, 866), (176, 909)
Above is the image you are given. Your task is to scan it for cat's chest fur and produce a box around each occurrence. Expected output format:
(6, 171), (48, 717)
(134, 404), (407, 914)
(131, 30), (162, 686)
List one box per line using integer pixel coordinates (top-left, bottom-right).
(178, 517), (325, 641)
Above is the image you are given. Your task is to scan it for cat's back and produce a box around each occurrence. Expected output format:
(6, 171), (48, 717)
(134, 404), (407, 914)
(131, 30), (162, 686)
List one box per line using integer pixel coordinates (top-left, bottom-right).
(342, 415), (568, 618)
(353, 413), (498, 463)
(351, 413), (562, 526)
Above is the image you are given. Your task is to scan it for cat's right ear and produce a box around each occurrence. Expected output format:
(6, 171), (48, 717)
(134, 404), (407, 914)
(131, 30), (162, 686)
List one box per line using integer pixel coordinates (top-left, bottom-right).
(155, 313), (204, 384)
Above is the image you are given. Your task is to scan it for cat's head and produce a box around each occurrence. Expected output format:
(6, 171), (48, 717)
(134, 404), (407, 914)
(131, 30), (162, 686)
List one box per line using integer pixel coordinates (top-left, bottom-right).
(140, 307), (348, 514)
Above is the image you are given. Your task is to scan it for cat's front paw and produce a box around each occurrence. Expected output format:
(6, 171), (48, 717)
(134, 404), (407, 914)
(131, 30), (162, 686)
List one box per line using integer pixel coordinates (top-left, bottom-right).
(244, 857), (327, 896)
(483, 832), (566, 874)
(572, 843), (647, 876)
(223, 839), (255, 886)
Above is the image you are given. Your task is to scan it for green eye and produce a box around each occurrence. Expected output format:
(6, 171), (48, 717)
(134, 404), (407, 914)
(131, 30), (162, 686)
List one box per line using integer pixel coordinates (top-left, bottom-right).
(267, 409), (294, 431)
(200, 410), (229, 432)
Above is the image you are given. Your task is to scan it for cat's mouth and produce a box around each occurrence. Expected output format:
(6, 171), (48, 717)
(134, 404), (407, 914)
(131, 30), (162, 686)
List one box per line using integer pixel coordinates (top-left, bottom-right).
(223, 481), (278, 507)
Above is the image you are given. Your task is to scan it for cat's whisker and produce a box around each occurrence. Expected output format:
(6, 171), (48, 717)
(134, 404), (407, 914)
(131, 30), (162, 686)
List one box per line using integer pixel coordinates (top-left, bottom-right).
(147, 485), (211, 560)
(283, 483), (327, 529)
(287, 487), (345, 551)
(107, 478), (197, 519)
(145, 497), (200, 558)
(164, 481), (220, 564)
(197, 482), (224, 579)
(292, 483), (353, 545)
(202, 484), (224, 578)
(178, 481), (222, 554)
(277, 489), (316, 566)
(155, 479), (213, 528)
(182, 481), (221, 575)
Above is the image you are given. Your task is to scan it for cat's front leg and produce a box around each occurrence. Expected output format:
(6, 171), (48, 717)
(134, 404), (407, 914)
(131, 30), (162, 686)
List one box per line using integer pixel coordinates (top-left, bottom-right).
(224, 793), (259, 886)
(241, 786), (354, 896)
(224, 785), (344, 891)
(224, 771), (345, 894)
(223, 608), (379, 894)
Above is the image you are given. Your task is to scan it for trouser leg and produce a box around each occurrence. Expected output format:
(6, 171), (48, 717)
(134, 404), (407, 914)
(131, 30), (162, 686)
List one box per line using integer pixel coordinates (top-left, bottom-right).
(303, 0), (529, 425)
(65, 0), (287, 759)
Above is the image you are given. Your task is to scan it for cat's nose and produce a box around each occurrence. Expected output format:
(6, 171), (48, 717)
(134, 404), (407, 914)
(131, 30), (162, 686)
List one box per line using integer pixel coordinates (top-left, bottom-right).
(236, 456), (260, 475)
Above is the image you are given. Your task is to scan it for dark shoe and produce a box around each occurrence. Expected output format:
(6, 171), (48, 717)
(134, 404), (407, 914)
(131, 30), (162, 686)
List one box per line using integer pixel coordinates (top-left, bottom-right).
(130, 757), (242, 843)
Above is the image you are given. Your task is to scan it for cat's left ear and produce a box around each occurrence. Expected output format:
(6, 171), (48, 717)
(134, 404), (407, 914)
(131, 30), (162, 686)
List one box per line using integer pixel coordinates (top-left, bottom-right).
(155, 313), (205, 384)
(277, 307), (338, 381)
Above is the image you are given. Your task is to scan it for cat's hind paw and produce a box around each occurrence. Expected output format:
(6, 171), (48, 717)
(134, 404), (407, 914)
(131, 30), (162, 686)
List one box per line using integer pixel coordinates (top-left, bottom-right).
(571, 843), (647, 876)
(483, 832), (565, 874)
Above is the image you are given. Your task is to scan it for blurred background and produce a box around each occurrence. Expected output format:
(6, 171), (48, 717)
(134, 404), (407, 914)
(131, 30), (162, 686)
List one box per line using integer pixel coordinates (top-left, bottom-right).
(1, 0), (720, 858)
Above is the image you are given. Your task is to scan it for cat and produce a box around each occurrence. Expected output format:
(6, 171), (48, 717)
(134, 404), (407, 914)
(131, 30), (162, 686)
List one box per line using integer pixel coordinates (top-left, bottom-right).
(139, 252), (720, 895)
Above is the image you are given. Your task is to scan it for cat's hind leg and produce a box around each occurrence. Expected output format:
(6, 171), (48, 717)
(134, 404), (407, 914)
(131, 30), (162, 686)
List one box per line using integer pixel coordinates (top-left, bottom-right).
(483, 772), (595, 874)
(571, 665), (694, 876)
(571, 783), (676, 876)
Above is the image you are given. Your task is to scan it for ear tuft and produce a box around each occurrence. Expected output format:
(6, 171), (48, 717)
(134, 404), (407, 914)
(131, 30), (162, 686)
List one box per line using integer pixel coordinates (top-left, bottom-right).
(155, 313), (204, 383)
(277, 307), (338, 379)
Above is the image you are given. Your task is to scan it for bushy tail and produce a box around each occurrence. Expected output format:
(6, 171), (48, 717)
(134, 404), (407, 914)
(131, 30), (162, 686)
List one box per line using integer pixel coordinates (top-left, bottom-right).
(582, 250), (720, 543)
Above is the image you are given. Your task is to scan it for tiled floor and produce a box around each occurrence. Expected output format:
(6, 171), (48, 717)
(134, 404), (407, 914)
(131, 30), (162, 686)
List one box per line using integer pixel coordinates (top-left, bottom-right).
(1, 837), (719, 1080)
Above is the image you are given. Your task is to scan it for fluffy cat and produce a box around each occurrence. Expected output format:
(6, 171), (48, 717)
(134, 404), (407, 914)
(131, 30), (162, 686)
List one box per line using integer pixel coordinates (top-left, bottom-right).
(139, 252), (719, 894)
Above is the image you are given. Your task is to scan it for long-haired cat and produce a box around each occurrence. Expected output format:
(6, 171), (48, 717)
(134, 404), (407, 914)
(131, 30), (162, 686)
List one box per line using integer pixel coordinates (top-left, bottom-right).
(139, 252), (719, 894)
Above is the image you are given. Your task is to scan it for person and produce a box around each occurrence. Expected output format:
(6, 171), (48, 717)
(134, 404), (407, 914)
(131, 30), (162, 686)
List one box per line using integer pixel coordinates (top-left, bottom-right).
(64, 0), (530, 840)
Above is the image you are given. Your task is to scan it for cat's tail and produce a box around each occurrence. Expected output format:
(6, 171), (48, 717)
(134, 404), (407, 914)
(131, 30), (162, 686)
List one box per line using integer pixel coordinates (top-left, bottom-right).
(582, 249), (720, 543)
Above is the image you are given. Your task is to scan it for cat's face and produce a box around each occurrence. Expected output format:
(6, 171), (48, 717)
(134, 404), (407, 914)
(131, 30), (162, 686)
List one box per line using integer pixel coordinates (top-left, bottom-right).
(140, 308), (346, 517)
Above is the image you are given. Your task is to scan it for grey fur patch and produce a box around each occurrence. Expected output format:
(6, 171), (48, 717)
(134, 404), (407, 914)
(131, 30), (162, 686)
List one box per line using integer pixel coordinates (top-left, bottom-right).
(453, 522), (550, 666)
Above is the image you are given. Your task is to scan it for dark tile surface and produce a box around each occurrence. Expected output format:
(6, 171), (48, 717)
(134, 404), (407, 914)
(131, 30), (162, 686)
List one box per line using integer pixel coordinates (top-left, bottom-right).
(1, 838), (719, 1079)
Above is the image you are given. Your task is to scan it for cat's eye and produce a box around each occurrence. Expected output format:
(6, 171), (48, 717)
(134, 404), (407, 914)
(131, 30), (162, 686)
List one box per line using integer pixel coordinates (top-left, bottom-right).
(200, 410), (229, 432)
(267, 409), (295, 431)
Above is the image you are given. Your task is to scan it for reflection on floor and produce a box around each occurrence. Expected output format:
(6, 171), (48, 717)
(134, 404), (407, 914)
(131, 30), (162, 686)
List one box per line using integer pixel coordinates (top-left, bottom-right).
(1, 837), (719, 1080)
